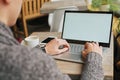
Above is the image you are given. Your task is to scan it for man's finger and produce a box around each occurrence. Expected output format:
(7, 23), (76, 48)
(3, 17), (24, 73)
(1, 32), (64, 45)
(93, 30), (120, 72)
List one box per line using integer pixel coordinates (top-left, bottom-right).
(58, 47), (69, 54)
(58, 39), (70, 48)
(81, 50), (87, 60)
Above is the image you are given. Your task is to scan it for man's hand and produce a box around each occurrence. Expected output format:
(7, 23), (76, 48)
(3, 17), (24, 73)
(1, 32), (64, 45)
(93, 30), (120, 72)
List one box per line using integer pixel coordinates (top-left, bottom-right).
(82, 42), (102, 60)
(45, 38), (70, 55)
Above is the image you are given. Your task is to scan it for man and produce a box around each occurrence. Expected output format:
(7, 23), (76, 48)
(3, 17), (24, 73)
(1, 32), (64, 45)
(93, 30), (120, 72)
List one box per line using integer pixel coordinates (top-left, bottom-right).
(0, 0), (104, 80)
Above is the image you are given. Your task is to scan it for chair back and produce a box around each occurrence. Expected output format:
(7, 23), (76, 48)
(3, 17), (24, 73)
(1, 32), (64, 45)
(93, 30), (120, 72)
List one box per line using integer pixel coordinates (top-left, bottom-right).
(13, 0), (50, 37)
(22, 0), (49, 19)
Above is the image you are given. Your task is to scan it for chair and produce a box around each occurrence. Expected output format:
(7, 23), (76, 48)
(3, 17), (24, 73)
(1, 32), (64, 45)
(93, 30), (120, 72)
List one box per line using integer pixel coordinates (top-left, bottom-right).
(48, 6), (79, 32)
(13, 0), (50, 37)
(48, 0), (84, 32)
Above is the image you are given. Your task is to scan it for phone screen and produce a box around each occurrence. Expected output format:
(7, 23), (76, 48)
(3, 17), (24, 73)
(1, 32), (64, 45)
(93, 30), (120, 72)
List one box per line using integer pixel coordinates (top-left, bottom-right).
(41, 37), (55, 43)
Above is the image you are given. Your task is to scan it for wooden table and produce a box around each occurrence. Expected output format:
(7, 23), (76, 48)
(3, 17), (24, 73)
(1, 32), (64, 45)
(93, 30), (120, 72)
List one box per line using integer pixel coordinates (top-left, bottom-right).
(30, 32), (113, 78)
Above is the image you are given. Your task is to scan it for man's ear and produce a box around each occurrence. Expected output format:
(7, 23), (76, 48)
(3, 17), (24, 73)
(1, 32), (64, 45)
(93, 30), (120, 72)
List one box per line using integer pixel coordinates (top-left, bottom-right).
(3, 0), (11, 4)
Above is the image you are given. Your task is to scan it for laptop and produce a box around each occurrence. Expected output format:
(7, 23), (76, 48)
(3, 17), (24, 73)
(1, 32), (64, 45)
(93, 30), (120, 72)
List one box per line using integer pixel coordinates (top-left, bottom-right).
(53, 11), (113, 63)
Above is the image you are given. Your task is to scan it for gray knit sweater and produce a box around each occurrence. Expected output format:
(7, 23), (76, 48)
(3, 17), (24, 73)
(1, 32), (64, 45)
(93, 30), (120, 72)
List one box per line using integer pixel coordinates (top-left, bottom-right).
(0, 22), (104, 80)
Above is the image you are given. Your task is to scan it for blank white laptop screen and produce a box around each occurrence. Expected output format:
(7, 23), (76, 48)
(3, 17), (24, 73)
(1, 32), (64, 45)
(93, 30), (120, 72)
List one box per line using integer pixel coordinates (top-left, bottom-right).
(62, 11), (113, 47)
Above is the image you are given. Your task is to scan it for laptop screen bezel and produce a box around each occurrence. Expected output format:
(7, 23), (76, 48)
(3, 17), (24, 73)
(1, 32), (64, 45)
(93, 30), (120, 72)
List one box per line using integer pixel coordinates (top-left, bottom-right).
(61, 11), (113, 47)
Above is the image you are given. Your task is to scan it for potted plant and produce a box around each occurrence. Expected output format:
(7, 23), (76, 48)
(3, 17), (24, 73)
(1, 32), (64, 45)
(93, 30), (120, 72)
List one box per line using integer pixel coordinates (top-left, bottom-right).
(91, 0), (102, 8)
(100, 0), (111, 11)
(91, 0), (117, 11)
(109, 1), (120, 13)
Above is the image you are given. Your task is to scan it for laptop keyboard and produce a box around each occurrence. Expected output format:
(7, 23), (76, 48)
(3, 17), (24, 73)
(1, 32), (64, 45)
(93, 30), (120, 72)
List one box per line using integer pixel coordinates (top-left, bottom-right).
(69, 43), (109, 54)
(70, 43), (84, 54)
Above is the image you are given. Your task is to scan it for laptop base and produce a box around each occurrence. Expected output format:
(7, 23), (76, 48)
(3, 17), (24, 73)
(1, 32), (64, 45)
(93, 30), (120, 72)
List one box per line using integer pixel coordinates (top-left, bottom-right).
(53, 52), (84, 63)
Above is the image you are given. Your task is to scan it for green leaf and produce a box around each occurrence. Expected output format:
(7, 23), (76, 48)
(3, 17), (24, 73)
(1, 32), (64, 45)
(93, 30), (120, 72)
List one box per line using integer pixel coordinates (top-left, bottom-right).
(92, 0), (102, 8)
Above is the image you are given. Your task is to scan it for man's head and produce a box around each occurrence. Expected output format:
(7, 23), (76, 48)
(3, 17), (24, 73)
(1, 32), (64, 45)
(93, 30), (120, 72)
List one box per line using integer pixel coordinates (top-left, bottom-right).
(0, 0), (22, 26)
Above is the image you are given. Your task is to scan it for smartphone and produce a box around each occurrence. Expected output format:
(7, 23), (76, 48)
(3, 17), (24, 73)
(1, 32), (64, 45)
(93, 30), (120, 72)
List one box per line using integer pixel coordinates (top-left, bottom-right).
(41, 37), (56, 44)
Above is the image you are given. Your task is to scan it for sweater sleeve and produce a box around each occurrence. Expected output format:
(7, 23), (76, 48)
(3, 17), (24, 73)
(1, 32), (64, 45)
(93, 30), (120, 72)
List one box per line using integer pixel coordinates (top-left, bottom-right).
(0, 45), (71, 80)
(81, 52), (104, 80)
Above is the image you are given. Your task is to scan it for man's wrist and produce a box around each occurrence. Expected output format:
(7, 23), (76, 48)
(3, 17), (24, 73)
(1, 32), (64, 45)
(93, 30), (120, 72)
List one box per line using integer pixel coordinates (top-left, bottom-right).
(87, 52), (102, 64)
